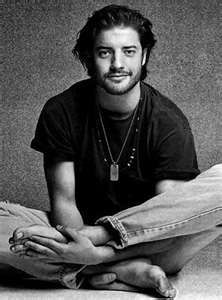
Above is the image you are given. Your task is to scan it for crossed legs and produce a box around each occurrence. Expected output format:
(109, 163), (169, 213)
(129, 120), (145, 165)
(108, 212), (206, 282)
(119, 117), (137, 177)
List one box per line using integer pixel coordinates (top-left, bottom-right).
(0, 164), (222, 297)
(81, 226), (221, 295)
(80, 165), (222, 293)
(5, 223), (221, 297)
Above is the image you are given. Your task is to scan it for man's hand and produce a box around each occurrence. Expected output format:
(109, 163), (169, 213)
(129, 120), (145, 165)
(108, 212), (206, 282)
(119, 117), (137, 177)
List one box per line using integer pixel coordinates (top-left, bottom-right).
(9, 224), (68, 245)
(10, 225), (114, 265)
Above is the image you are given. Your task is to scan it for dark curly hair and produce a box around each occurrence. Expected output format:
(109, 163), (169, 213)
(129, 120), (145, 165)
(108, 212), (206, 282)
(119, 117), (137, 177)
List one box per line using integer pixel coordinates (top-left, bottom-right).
(73, 5), (156, 80)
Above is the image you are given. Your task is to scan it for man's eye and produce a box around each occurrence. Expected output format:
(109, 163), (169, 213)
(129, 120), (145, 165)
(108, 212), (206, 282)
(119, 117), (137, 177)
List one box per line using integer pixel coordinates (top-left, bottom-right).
(98, 51), (110, 58)
(124, 50), (136, 56)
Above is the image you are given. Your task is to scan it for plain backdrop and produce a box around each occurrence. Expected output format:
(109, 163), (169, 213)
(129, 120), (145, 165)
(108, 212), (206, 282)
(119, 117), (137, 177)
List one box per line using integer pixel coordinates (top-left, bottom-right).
(2, 0), (222, 211)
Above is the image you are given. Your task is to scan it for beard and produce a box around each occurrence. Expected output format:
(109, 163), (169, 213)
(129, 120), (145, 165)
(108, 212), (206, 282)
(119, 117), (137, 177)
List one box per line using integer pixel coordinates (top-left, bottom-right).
(94, 68), (142, 96)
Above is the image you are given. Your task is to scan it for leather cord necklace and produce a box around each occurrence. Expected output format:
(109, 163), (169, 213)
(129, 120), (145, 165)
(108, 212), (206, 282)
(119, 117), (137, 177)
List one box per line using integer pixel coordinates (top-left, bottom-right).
(98, 98), (141, 181)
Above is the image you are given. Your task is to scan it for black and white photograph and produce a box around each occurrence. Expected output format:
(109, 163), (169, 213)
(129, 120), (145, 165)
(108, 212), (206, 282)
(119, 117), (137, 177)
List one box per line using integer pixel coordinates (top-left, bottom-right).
(1, 1), (222, 299)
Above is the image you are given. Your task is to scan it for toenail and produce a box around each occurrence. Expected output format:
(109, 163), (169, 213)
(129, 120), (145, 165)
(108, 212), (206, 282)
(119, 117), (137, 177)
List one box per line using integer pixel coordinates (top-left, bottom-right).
(167, 288), (177, 298)
(16, 232), (23, 239)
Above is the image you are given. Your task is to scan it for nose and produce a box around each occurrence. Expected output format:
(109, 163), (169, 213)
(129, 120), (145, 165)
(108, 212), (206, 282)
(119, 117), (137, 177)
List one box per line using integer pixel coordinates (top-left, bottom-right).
(110, 52), (124, 70)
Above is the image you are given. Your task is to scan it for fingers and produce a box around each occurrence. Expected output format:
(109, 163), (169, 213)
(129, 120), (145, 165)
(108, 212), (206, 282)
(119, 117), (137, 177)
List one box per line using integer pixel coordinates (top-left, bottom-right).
(25, 240), (58, 257)
(10, 239), (58, 257)
(10, 240), (64, 263)
(88, 273), (117, 286)
(10, 243), (27, 254)
(28, 235), (66, 255)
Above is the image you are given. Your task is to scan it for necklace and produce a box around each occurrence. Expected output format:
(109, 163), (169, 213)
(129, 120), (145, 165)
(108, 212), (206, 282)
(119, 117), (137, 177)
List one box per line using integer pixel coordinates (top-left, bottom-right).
(98, 99), (141, 181)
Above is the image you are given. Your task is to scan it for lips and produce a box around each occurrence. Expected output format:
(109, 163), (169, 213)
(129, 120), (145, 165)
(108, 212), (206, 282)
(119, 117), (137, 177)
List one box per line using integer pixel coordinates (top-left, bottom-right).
(108, 75), (128, 78)
(107, 74), (129, 81)
(107, 73), (130, 78)
(107, 75), (128, 83)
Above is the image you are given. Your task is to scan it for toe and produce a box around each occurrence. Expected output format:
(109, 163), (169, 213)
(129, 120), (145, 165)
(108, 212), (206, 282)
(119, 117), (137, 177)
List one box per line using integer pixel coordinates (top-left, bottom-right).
(147, 265), (176, 298)
(13, 225), (39, 241)
(157, 275), (177, 298)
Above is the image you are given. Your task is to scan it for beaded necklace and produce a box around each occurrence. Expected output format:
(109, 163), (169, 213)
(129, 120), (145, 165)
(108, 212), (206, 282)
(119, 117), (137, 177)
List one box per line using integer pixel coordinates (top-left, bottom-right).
(97, 97), (142, 181)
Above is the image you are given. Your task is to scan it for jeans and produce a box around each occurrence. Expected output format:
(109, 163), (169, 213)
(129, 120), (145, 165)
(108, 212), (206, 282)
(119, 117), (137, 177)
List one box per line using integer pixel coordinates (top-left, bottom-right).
(0, 164), (221, 288)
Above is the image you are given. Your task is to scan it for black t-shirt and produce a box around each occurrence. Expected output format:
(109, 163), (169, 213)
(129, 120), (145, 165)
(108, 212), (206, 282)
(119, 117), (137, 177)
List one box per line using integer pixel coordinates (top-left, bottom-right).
(31, 79), (200, 223)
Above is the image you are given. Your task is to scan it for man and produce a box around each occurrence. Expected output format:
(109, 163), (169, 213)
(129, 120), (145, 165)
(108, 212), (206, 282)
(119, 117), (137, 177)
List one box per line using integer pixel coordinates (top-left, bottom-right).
(1, 5), (221, 298)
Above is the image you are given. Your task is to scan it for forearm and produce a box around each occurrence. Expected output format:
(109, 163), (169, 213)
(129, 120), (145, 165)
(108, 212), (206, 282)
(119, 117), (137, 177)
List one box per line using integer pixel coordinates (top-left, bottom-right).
(78, 225), (152, 264)
(97, 238), (174, 265)
(78, 223), (146, 262)
(44, 158), (84, 229)
(50, 199), (84, 229)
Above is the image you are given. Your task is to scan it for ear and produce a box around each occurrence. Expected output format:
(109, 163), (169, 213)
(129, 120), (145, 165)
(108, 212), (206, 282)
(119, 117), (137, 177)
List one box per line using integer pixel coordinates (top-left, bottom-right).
(142, 48), (148, 66)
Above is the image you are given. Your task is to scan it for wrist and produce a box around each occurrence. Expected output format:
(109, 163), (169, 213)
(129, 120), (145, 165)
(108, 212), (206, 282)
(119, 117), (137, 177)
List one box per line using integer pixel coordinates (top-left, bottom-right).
(80, 225), (112, 246)
(96, 245), (116, 264)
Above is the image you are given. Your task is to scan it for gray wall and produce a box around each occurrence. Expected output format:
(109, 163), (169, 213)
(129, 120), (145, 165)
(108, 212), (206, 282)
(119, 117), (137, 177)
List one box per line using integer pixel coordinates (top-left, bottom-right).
(2, 0), (222, 211)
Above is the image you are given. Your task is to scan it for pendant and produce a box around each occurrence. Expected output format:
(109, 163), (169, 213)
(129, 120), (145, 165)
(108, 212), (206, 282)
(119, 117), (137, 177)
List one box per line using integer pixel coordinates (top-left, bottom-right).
(110, 164), (119, 181)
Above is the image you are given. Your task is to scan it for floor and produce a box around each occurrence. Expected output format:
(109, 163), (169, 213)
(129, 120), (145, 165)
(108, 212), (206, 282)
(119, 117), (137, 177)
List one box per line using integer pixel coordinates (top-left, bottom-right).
(0, 235), (221, 300)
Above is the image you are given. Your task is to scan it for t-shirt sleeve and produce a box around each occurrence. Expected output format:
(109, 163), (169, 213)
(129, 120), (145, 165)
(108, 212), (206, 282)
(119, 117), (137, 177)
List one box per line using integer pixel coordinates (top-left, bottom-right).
(31, 100), (75, 161)
(152, 117), (200, 181)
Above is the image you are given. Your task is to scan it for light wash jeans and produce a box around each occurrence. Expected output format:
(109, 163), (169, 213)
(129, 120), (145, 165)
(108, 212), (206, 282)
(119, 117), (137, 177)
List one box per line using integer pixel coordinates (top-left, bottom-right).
(0, 164), (221, 288)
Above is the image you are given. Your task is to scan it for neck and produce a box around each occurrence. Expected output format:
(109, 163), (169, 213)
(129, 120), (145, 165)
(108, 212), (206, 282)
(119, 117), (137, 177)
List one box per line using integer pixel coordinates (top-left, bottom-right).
(95, 82), (141, 117)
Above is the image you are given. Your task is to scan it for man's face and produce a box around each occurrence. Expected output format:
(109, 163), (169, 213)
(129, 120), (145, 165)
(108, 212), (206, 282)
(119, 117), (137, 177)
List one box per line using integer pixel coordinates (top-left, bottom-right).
(93, 26), (146, 95)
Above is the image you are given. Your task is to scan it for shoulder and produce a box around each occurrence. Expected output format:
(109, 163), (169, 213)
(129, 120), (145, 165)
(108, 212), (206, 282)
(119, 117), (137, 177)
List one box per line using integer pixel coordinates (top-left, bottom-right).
(142, 82), (191, 130)
(42, 78), (94, 116)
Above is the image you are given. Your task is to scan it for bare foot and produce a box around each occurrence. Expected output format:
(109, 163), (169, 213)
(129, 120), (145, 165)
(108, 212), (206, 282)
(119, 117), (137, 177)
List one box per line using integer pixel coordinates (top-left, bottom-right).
(87, 258), (176, 298)
(89, 279), (141, 293)
(9, 224), (67, 245)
